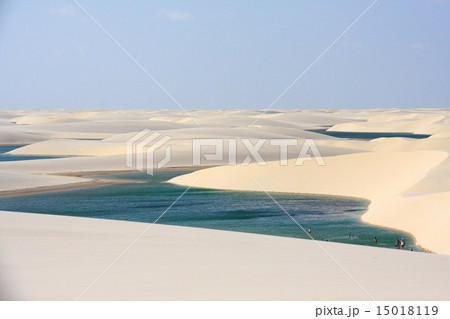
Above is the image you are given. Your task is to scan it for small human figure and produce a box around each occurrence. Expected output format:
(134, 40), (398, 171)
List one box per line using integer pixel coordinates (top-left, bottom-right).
(401, 238), (405, 250)
(373, 237), (378, 244)
(307, 228), (311, 235)
(395, 238), (400, 249)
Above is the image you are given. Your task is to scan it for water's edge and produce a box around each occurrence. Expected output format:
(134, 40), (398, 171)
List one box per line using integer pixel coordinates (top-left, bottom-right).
(0, 170), (421, 252)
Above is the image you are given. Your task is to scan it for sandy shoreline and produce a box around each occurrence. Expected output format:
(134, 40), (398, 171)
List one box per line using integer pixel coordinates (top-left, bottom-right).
(0, 178), (138, 198)
(0, 166), (205, 197)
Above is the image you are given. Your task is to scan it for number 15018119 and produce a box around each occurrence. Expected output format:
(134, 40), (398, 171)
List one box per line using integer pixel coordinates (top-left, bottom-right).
(376, 305), (438, 316)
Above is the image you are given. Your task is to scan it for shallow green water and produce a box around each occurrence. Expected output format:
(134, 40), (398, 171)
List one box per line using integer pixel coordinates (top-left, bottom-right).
(0, 171), (419, 251)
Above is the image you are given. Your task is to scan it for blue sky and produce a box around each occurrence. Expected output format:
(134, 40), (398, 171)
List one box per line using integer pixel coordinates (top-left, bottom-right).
(0, 0), (449, 110)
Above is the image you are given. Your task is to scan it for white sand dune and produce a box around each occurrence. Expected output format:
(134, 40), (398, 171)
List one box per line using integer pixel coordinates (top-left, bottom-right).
(27, 120), (192, 134)
(403, 157), (450, 196)
(329, 114), (448, 134)
(9, 139), (126, 157)
(11, 111), (98, 125)
(170, 151), (447, 198)
(3, 140), (360, 174)
(0, 155), (129, 177)
(1, 211), (449, 301)
(0, 128), (45, 145)
(0, 171), (86, 193)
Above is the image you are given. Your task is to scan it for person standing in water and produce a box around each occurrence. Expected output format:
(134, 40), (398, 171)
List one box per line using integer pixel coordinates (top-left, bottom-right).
(401, 238), (405, 249)
(373, 237), (378, 244)
(395, 238), (400, 249)
(307, 228), (311, 235)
